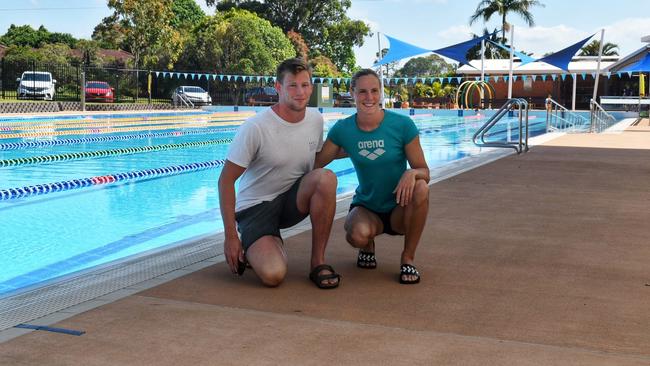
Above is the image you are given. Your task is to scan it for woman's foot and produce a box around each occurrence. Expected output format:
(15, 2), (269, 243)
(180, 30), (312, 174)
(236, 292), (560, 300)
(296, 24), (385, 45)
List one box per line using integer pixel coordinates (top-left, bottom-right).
(356, 239), (376, 269)
(399, 263), (420, 284)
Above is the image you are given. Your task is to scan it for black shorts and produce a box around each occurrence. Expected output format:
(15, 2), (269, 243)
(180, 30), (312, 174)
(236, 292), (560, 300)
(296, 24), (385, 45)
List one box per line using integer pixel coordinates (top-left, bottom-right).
(349, 203), (401, 236)
(235, 178), (308, 251)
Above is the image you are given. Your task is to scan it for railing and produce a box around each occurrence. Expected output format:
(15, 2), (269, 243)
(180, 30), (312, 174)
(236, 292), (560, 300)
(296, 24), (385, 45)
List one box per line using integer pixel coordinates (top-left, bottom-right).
(590, 99), (617, 133)
(545, 98), (589, 132)
(175, 92), (194, 108)
(473, 98), (529, 154)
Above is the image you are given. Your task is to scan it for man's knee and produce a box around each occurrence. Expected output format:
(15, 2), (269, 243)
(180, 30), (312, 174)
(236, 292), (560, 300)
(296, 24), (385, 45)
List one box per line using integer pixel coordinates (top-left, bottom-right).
(255, 264), (287, 287)
(313, 168), (337, 194)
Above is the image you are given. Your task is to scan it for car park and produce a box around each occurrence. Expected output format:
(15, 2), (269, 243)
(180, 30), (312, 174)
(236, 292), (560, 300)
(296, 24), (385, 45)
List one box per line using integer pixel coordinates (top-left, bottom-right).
(333, 92), (355, 107)
(172, 86), (212, 106)
(85, 81), (114, 103)
(16, 71), (56, 100)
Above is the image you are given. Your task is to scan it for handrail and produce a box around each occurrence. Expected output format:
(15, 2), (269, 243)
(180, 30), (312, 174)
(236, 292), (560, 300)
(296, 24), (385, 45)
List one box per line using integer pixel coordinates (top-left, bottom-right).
(545, 98), (588, 132)
(175, 92), (194, 108)
(590, 99), (616, 133)
(473, 98), (529, 154)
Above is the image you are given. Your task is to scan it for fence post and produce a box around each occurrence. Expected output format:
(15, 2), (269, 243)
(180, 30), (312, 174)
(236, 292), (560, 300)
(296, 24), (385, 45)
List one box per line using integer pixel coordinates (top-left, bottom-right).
(80, 68), (86, 112)
(148, 70), (152, 104)
(1, 58), (4, 100)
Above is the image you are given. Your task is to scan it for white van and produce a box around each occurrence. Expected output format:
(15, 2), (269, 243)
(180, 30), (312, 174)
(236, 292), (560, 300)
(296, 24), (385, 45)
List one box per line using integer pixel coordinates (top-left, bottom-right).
(16, 71), (56, 100)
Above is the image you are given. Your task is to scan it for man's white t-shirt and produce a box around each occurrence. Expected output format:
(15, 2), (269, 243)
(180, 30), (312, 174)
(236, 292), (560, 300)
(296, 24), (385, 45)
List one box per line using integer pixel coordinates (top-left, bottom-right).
(227, 107), (324, 212)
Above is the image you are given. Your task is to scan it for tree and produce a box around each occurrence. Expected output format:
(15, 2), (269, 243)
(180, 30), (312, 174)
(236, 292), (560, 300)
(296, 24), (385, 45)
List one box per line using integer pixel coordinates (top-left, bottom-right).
(469, 0), (545, 41)
(579, 40), (619, 56)
(171, 0), (206, 29)
(466, 28), (509, 60)
(375, 48), (399, 78)
(287, 30), (309, 60)
(38, 43), (73, 65)
(0, 24), (77, 48)
(310, 55), (340, 77)
(396, 54), (456, 77)
(75, 39), (104, 65)
(212, 0), (370, 73)
(104, 0), (183, 70)
(92, 14), (127, 49)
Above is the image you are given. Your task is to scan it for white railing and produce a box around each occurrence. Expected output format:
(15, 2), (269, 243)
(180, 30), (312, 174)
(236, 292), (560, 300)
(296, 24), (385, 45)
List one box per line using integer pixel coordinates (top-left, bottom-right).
(473, 98), (529, 154)
(545, 98), (589, 133)
(590, 99), (616, 133)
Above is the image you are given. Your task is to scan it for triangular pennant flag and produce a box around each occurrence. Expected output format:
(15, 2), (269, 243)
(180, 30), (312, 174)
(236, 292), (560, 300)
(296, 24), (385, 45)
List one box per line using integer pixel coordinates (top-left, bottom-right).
(455, 77), (462, 84)
(155, 72), (160, 77)
(219, 75), (224, 81)
(493, 76), (499, 82)
(541, 75), (547, 81)
(474, 77), (480, 81)
(627, 72), (632, 78)
(521, 75), (527, 81)
(513, 75), (518, 81)
(617, 72), (622, 78)
(504, 76), (509, 82)
(581, 73), (587, 80)
(532, 75), (537, 81)
(551, 74), (557, 81)
(591, 73), (596, 79)
(561, 74), (567, 81)
(606, 72), (611, 79)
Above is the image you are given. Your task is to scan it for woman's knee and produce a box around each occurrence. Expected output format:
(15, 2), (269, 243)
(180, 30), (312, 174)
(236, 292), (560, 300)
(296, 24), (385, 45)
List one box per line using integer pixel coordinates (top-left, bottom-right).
(413, 180), (429, 205)
(346, 224), (373, 248)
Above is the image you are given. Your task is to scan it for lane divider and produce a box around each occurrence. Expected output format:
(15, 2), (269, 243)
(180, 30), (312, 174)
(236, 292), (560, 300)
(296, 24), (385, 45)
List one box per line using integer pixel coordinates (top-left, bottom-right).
(0, 128), (237, 151)
(0, 138), (233, 167)
(0, 160), (226, 201)
(0, 117), (246, 132)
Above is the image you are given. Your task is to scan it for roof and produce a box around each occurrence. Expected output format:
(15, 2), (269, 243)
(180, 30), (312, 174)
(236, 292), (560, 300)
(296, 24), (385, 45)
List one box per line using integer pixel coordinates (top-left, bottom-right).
(606, 44), (650, 72)
(457, 56), (618, 75)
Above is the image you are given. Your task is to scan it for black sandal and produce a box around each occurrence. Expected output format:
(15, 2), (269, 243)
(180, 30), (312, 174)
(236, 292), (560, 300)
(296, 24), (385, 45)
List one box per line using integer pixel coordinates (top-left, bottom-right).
(309, 264), (341, 289)
(357, 250), (377, 269)
(399, 264), (420, 285)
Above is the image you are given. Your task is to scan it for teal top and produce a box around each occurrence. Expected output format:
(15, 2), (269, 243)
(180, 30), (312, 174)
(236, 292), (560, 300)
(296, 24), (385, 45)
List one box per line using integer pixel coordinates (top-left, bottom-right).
(328, 110), (419, 213)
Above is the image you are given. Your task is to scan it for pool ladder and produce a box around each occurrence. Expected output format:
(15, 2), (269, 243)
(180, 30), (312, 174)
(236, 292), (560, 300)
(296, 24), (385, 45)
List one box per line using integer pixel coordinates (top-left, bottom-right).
(546, 98), (589, 132)
(473, 98), (529, 154)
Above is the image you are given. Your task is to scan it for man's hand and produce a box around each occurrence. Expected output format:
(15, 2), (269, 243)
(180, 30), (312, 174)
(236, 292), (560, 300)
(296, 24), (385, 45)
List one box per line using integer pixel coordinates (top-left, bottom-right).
(393, 169), (419, 207)
(224, 235), (245, 275)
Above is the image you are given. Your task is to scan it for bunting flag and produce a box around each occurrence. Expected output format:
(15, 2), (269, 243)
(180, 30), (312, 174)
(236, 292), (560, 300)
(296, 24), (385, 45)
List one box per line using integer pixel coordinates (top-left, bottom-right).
(581, 73), (587, 80)
(536, 34), (595, 71)
(487, 39), (537, 66)
(551, 74), (557, 81)
(513, 75), (519, 82)
(541, 75), (547, 81)
(561, 74), (567, 81)
(374, 34), (432, 67)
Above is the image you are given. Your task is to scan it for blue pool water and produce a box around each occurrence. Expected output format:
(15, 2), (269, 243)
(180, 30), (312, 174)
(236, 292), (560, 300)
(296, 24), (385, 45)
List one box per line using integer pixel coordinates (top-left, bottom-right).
(0, 109), (550, 296)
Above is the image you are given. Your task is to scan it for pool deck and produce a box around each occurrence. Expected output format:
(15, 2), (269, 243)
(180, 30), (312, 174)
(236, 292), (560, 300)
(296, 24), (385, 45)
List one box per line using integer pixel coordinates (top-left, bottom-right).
(1, 119), (650, 365)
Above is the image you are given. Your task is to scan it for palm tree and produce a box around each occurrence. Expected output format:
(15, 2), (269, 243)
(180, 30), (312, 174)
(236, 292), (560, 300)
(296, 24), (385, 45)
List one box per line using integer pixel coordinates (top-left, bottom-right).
(469, 0), (545, 41)
(579, 40), (619, 56)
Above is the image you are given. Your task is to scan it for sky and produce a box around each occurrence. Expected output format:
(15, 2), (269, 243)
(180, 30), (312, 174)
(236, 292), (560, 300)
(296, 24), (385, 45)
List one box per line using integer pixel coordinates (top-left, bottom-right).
(1, 0), (649, 69)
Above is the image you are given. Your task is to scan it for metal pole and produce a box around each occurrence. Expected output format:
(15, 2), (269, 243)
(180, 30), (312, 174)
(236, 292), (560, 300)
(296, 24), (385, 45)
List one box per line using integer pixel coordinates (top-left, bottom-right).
(377, 32), (385, 109)
(480, 39), (485, 108)
(507, 25), (515, 99)
(592, 29), (605, 103)
(80, 70), (85, 112)
(572, 73), (577, 111)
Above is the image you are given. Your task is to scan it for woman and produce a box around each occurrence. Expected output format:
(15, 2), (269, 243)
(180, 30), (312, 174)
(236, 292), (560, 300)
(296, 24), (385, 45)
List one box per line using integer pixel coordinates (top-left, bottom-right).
(316, 69), (430, 284)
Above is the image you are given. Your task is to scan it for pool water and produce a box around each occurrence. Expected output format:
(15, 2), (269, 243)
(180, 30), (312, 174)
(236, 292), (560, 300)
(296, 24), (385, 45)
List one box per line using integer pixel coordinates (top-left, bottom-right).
(0, 109), (549, 296)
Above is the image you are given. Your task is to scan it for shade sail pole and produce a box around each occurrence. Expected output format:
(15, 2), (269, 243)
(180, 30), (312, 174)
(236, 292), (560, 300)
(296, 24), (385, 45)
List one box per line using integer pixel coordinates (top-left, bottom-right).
(592, 29), (605, 103)
(507, 25), (514, 99)
(572, 73), (577, 111)
(377, 32), (385, 108)
(481, 39), (485, 108)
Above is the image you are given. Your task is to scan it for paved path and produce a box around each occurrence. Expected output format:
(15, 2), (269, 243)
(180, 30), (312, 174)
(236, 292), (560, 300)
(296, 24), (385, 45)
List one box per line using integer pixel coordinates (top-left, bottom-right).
(2, 124), (650, 365)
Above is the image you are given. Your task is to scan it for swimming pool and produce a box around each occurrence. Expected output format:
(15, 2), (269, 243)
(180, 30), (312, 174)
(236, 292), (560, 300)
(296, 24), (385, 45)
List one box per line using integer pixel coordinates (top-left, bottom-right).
(0, 108), (552, 296)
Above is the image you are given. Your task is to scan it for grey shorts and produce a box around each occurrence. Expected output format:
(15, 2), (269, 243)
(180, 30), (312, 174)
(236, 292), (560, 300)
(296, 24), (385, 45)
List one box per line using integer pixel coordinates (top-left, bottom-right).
(235, 177), (308, 251)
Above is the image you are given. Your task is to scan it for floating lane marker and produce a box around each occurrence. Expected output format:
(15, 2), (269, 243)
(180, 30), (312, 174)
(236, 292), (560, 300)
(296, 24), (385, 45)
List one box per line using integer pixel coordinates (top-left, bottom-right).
(0, 138), (232, 167)
(0, 160), (226, 201)
(0, 127), (237, 151)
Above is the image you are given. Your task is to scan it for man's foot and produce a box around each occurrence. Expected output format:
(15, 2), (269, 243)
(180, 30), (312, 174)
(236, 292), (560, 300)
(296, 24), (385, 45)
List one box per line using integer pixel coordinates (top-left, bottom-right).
(399, 264), (420, 284)
(356, 239), (376, 269)
(309, 264), (341, 289)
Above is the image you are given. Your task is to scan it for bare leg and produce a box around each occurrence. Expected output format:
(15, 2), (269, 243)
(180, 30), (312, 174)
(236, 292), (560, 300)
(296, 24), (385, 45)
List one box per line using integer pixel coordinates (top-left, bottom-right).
(391, 179), (429, 282)
(344, 206), (383, 249)
(246, 236), (287, 287)
(296, 168), (339, 286)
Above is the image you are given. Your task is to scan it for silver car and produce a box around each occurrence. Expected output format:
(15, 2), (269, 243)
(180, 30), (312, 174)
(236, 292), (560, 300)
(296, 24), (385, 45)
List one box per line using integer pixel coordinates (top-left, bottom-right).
(172, 86), (212, 106)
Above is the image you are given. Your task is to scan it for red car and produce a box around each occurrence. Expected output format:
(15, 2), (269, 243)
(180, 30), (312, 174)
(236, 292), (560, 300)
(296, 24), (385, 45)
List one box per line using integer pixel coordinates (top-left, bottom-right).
(85, 81), (114, 103)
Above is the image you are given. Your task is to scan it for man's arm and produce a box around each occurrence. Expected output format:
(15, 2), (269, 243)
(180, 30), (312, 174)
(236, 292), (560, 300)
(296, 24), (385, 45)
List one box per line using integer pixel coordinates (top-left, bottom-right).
(314, 139), (343, 169)
(218, 160), (247, 274)
(393, 136), (430, 206)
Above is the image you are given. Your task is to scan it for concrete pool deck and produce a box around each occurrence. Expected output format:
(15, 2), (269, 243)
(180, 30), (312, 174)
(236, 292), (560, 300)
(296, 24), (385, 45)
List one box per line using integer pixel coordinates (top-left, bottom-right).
(1, 120), (649, 365)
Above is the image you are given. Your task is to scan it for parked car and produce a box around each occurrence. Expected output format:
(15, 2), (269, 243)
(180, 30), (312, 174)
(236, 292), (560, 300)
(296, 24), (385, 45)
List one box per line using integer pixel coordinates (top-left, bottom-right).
(16, 71), (56, 100)
(244, 86), (278, 106)
(333, 92), (355, 107)
(171, 86), (212, 106)
(85, 81), (114, 103)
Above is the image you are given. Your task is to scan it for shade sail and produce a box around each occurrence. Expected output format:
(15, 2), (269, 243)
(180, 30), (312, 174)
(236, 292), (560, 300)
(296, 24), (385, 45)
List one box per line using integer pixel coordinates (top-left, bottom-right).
(536, 34), (594, 71)
(487, 40), (537, 66)
(619, 52), (650, 72)
(432, 32), (497, 66)
(373, 35), (432, 67)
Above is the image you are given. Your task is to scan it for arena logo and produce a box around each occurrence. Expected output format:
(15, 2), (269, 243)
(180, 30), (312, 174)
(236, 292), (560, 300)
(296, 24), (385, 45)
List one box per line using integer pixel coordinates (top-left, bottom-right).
(358, 139), (385, 161)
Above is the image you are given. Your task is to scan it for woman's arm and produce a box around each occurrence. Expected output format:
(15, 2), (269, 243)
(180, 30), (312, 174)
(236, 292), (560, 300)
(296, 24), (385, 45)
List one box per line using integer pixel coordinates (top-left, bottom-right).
(315, 139), (343, 169)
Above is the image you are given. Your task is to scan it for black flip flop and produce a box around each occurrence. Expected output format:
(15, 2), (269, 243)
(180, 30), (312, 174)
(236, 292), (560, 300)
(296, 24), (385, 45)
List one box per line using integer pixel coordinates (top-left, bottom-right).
(309, 264), (341, 289)
(399, 264), (420, 285)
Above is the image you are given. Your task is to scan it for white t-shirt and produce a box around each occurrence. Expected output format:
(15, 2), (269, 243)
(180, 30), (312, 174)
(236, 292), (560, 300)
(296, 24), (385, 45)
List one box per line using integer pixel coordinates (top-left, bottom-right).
(227, 107), (324, 212)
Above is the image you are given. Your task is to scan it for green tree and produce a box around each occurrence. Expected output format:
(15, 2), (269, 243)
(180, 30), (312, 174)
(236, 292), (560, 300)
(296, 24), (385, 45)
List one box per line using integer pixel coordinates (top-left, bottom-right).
(310, 55), (340, 77)
(38, 43), (73, 64)
(104, 0), (183, 69)
(466, 28), (509, 60)
(75, 39), (104, 65)
(396, 54), (455, 77)
(212, 0), (370, 73)
(579, 40), (619, 56)
(469, 0), (545, 41)
(2, 45), (44, 63)
(287, 30), (309, 60)
(92, 14), (127, 49)
(171, 0), (206, 29)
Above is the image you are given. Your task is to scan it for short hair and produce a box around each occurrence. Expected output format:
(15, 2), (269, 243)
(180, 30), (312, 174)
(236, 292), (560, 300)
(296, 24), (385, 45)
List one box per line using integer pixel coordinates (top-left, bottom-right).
(276, 58), (311, 84)
(351, 69), (381, 90)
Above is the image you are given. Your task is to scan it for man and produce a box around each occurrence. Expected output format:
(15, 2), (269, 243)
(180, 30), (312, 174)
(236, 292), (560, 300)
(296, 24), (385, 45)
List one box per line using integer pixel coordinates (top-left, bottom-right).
(218, 58), (340, 289)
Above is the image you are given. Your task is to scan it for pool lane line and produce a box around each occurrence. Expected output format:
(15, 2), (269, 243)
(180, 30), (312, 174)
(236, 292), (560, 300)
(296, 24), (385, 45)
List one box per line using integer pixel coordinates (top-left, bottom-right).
(0, 160), (226, 201)
(0, 120), (244, 139)
(0, 127), (237, 151)
(0, 138), (233, 167)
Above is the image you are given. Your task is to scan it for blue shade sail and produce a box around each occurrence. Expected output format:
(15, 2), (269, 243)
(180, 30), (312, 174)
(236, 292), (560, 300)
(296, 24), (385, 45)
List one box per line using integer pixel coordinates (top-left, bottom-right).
(373, 35), (432, 67)
(432, 31), (498, 66)
(619, 52), (650, 72)
(536, 34), (595, 71)
(486, 40), (537, 66)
